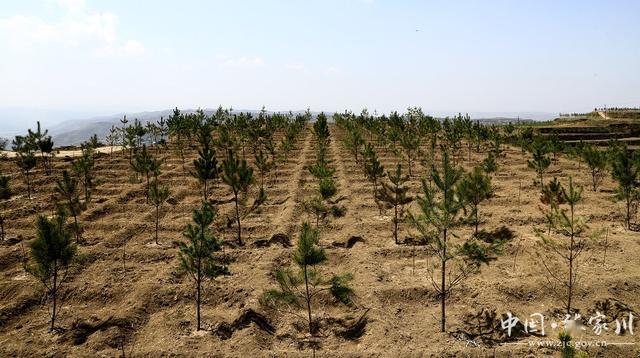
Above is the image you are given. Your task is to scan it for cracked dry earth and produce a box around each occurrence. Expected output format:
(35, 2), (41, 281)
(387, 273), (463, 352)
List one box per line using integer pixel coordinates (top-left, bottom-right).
(0, 123), (639, 357)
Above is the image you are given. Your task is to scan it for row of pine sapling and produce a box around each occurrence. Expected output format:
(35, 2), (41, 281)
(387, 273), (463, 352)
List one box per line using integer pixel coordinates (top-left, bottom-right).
(522, 131), (640, 322)
(303, 113), (346, 228)
(4, 108), (639, 352)
(261, 111), (355, 353)
(4, 109), (311, 333)
(7, 126), (101, 330)
(333, 109), (635, 345)
(527, 134), (640, 230)
(335, 111), (501, 333)
(150, 109), (310, 331)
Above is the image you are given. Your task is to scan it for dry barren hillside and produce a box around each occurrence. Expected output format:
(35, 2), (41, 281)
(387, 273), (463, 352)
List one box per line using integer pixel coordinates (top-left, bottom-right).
(0, 123), (638, 357)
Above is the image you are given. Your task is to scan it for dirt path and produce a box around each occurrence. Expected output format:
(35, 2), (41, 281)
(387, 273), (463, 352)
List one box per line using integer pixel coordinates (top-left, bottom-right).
(270, 125), (313, 236)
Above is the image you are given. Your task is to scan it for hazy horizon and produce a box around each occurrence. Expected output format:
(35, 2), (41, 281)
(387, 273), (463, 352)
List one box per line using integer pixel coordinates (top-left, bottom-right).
(0, 106), (559, 139)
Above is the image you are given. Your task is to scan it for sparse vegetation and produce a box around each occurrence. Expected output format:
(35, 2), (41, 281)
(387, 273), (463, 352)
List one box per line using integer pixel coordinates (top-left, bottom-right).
(132, 144), (161, 203)
(192, 123), (220, 201)
(55, 170), (83, 243)
(12, 135), (37, 199)
(261, 222), (354, 335)
(581, 145), (607, 191)
(178, 201), (227, 330)
(148, 180), (170, 245)
(458, 166), (493, 236)
(410, 149), (502, 332)
(221, 149), (254, 245)
(362, 142), (385, 203)
(377, 164), (412, 244)
(1, 106), (639, 356)
(610, 145), (639, 229)
(527, 138), (551, 187)
(72, 144), (96, 204)
(0, 173), (11, 240)
(537, 177), (598, 313)
(26, 209), (77, 331)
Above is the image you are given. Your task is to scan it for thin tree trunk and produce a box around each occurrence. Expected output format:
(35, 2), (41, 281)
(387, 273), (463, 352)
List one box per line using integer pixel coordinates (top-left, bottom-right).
(234, 192), (242, 245)
(304, 264), (313, 335)
(441, 228), (447, 333)
(474, 205), (479, 236)
(603, 227), (609, 267)
(145, 173), (150, 204)
(26, 172), (32, 200)
(40, 151), (47, 175)
(155, 205), (159, 244)
(196, 262), (201, 330)
(181, 152), (186, 176)
(73, 213), (79, 243)
(394, 203), (398, 245)
(51, 265), (57, 331)
(626, 195), (631, 230)
(567, 205), (575, 313)
(69, 197), (80, 243)
(373, 180), (378, 205)
(84, 176), (89, 203)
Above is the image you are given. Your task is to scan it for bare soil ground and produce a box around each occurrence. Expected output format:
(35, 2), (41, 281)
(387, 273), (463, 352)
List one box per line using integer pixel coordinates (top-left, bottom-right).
(0, 124), (638, 357)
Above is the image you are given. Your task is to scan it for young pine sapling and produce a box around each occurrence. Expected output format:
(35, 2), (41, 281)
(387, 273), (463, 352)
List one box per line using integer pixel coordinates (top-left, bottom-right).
(12, 136), (37, 200)
(254, 149), (273, 198)
(178, 201), (227, 330)
(221, 150), (254, 245)
(410, 150), (502, 332)
(527, 139), (551, 188)
(581, 145), (607, 191)
(362, 143), (386, 205)
(376, 164), (413, 244)
(26, 209), (77, 331)
(261, 222), (354, 336)
(0, 173), (11, 240)
(191, 124), (220, 201)
(457, 166), (493, 236)
(611, 146), (639, 230)
(537, 177), (598, 314)
(55, 170), (83, 243)
(149, 180), (170, 245)
(72, 144), (96, 204)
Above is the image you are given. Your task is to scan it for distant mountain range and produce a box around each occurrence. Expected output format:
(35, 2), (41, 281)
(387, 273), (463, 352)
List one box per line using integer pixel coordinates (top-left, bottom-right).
(0, 108), (555, 147)
(45, 109), (320, 146)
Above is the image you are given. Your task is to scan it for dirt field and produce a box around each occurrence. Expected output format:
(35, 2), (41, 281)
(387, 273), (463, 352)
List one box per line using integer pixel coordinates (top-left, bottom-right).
(0, 124), (638, 357)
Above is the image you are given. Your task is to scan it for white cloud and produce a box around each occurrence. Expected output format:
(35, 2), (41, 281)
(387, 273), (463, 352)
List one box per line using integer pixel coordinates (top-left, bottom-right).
(325, 66), (342, 75)
(284, 63), (306, 72)
(121, 40), (145, 56)
(94, 39), (146, 58)
(0, 1), (143, 57)
(52, 0), (86, 14)
(220, 56), (265, 68)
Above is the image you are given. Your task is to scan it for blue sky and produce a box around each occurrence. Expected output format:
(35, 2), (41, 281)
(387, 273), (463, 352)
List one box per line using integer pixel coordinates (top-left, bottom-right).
(0, 0), (639, 122)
